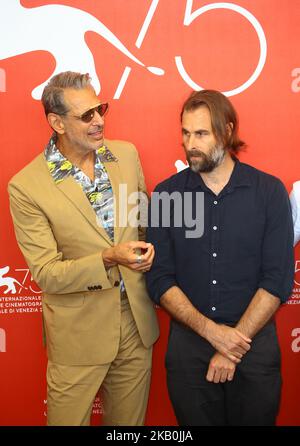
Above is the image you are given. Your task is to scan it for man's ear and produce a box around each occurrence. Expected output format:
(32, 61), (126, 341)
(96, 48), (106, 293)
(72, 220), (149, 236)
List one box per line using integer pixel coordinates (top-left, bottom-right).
(227, 122), (233, 136)
(47, 113), (65, 134)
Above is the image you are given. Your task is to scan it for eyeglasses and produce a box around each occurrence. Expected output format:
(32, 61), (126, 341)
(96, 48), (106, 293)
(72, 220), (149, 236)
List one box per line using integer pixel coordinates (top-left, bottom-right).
(70, 102), (109, 123)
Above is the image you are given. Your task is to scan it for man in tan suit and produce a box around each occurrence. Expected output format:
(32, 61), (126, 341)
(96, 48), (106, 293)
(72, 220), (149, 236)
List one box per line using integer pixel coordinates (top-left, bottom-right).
(8, 71), (159, 426)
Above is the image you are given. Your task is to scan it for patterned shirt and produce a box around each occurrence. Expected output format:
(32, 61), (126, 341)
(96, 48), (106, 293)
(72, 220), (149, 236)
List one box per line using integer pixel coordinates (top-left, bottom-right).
(44, 134), (117, 241)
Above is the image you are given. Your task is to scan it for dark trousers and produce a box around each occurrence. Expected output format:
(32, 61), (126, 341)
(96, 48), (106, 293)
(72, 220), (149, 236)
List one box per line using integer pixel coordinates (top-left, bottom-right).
(166, 320), (282, 426)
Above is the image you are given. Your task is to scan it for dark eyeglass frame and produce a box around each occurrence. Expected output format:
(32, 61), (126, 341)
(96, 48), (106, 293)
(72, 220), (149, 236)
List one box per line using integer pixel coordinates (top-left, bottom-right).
(70, 102), (109, 123)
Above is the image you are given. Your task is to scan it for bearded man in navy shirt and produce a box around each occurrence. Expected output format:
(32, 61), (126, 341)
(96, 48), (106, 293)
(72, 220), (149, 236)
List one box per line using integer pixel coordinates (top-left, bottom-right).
(146, 90), (294, 426)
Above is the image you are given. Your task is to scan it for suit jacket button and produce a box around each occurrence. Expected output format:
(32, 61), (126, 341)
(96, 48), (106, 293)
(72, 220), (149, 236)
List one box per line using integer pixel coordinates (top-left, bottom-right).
(114, 281), (120, 287)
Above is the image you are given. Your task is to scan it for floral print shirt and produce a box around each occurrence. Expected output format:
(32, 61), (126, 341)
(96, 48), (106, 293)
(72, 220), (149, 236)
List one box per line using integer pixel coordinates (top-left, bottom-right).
(44, 134), (117, 241)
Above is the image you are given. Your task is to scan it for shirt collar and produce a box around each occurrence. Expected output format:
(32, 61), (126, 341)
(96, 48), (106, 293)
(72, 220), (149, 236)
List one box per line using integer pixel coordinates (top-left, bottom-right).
(44, 133), (117, 183)
(185, 157), (252, 192)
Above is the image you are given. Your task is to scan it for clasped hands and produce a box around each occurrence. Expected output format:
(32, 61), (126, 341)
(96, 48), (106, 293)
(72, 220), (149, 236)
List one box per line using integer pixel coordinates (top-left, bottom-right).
(205, 323), (252, 384)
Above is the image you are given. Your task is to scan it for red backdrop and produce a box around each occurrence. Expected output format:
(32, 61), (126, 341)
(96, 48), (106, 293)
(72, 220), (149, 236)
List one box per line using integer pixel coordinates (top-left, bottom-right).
(0, 0), (299, 426)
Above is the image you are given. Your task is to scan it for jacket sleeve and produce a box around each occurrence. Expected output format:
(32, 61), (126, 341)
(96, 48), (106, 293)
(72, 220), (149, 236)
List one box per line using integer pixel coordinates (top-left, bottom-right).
(8, 181), (114, 295)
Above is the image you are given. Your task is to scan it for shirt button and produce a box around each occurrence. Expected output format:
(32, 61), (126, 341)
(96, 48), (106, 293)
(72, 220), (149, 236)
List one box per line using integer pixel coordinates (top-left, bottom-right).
(212, 306), (216, 311)
(212, 280), (217, 285)
(214, 200), (218, 205)
(213, 226), (218, 230)
(213, 253), (217, 257)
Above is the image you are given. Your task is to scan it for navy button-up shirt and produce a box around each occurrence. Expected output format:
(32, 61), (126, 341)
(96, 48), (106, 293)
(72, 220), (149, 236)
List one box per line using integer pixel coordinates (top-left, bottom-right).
(146, 159), (294, 325)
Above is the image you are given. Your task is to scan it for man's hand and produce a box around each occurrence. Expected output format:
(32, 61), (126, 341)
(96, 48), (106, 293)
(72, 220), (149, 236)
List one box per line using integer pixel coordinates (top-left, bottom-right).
(102, 241), (155, 272)
(206, 352), (236, 383)
(204, 321), (252, 364)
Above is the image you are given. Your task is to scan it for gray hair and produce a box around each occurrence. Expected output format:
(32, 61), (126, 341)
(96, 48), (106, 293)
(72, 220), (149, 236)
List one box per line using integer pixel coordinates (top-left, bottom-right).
(41, 71), (93, 116)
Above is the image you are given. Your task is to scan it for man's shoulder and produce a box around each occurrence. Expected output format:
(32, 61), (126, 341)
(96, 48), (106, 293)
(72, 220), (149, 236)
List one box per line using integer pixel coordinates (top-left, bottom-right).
(105, 138), (137, 156)
(291, 180), (300, 200)
(8, 152), (48, 190)
(154, 168), (190, 192)
(240, 161), (287, 195)
(241, 161), (285, 184)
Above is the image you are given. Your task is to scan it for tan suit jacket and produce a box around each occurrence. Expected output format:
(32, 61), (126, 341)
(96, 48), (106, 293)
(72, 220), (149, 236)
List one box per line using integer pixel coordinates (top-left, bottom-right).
(8, 139), (159, 365)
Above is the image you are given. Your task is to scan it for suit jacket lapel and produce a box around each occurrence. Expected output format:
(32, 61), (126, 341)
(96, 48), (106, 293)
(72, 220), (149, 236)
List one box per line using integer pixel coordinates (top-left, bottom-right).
(56, 176), (113, 246)
(102, 158), (123, 245)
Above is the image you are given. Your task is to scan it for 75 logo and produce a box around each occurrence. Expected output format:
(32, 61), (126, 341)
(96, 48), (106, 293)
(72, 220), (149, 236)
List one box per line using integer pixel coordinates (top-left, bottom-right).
(0, 266), (41, 295)
(117, 0), (267, 98)
(0, 1), (267, 100)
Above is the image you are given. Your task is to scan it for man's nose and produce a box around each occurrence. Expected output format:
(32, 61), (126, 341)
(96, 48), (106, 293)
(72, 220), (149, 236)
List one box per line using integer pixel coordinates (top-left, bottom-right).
(186, 134), (197, 150)
(92, 110), (104, 125)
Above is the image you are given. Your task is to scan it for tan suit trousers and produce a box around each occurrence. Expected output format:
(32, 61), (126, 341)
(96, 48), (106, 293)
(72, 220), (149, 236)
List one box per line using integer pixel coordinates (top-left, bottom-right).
(46, 295), (152, 426)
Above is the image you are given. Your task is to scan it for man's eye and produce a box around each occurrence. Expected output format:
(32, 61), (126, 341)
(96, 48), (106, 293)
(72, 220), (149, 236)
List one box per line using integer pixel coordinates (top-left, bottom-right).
(82, 112), (91, 119)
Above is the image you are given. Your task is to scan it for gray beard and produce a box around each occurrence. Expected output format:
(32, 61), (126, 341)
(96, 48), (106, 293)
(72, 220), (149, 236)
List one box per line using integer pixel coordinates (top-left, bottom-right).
(187, 145), (225, 173)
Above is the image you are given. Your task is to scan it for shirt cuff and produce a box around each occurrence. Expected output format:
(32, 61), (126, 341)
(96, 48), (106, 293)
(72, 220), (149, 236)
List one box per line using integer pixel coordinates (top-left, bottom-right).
(147, 277), (177, 305)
